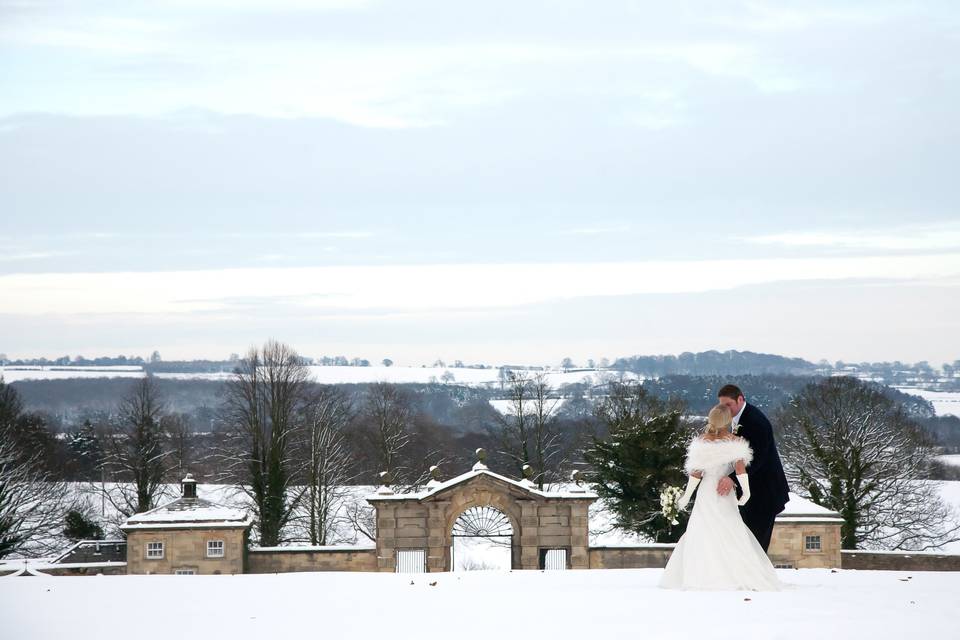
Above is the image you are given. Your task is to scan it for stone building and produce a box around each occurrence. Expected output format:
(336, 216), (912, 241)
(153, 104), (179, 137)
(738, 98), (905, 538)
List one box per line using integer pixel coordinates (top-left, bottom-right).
(121, 474), (253, 575)
(767, 494), (844, 569)
(367, 458), (597, 572)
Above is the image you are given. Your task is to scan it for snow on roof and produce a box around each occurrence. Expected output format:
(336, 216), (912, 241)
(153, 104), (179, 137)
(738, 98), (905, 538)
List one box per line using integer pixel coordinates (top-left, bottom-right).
(122, 497), (252, 531)
(779, 493), (842, 519)
(249, 544), (375, 553)
(367, 466), (597, 502)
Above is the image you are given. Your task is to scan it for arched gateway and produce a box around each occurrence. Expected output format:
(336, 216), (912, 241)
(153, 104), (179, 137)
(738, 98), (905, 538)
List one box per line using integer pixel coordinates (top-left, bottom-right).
(366, 457), (596, 572)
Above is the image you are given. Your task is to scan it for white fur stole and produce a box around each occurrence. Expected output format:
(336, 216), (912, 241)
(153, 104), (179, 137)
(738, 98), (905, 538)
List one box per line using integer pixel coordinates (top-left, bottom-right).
(684, 437), (753, 475)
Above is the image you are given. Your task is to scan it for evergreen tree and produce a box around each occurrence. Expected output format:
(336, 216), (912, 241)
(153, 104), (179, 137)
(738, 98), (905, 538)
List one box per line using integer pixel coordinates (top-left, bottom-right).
(585, 383), (691, 542)
(63, 509), (104, 541)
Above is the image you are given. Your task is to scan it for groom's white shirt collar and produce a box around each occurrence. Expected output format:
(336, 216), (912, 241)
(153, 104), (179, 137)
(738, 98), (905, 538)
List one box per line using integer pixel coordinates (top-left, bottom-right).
(732, 402), (746, 427)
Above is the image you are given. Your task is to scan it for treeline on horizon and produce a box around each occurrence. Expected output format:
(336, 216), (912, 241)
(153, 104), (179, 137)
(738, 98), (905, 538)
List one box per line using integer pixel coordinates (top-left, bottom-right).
(11, 371), (960, 462)
(4, 349), (960, 382)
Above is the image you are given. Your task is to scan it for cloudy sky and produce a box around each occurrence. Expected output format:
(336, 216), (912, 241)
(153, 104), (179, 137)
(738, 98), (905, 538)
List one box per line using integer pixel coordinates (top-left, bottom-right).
(1, 0), (958, 366)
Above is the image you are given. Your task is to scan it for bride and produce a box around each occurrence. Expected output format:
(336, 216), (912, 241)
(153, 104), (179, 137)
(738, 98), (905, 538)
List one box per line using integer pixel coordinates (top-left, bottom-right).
(659, 404), (781, 590)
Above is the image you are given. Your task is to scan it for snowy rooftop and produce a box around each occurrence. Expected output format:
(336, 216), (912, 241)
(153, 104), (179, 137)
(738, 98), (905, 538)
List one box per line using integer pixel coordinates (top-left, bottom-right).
(779, 493), (843, 519)
(367, 464), (598, 502)
(122, 497), (253, 531)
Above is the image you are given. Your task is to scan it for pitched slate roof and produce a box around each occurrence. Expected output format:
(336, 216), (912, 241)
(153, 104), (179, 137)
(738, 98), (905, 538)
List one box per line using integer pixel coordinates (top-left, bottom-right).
(121, 497), (253, 531)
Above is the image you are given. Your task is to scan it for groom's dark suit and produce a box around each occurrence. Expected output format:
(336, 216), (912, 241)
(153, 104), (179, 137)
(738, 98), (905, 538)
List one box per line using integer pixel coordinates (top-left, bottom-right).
(730, 403), (790, 552)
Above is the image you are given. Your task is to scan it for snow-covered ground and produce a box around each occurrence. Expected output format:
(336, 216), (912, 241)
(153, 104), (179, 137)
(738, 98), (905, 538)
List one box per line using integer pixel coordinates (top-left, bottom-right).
(0, 364), (630, 388)
(896, 388), (960, 417)
(2, 568), (957, 640)
(937, 454), (960, 468)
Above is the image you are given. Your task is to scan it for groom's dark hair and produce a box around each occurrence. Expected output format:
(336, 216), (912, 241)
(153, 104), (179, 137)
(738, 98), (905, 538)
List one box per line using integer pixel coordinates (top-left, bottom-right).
(717, 384), (744, 401)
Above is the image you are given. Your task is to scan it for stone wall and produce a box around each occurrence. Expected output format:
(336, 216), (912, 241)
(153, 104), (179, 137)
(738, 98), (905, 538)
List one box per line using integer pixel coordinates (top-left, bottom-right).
(40, 563), (128, 576)
(588, 546), (674, 569)
(841, 551), (960, 571)
(248, 548), (378, 573)
(0, 563), (127, 577)
(126, 527), (246, 575)
(768, 521), (842, 569)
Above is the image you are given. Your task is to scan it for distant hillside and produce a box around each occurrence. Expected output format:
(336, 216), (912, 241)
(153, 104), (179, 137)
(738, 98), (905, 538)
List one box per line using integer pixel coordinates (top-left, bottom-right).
(612, 350), (820, 377)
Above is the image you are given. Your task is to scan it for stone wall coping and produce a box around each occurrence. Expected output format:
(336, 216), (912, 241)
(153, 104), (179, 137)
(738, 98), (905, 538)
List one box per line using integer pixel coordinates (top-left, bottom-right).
(589, 543), (677, 549)
(2, 560), (128, 571)
(250, 545), (376, 553)
(366, 468), (597, 503)
(841, 549), (960, 557)
(776, 516), (846, 524)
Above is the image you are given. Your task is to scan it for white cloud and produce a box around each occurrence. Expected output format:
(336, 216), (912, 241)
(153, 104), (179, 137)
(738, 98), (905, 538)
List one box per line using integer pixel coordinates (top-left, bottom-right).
(0, 251), (67, 262)
(741, 222), (960, 252)
(2, 253), (958, 316)
(558, 225), (632, 236)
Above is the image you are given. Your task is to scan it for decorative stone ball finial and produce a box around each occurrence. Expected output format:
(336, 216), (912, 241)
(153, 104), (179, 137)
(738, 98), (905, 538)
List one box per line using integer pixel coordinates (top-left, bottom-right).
(430, 465), (441, 480)
(522, 464), (534, 479)
(472, 448), (489, 472)
(569, 469), (586, 493)
(376, 470), (395, 495)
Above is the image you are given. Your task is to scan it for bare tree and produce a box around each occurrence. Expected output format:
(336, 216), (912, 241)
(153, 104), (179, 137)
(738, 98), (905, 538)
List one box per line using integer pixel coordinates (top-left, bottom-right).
(344, 500), (377, 544)
(777, 377), (960, 550)
(296, 386), (355, 546)
(219, 340), (309, 547)
(0, 433), (70, 558)
(163, 412), (193, 483)
(494, 371), (533, 477)
(529, 373), (564, 489)
(0, 381), (69, 559)
(361, 382), (414, 483)
(100, 377), (173, 518)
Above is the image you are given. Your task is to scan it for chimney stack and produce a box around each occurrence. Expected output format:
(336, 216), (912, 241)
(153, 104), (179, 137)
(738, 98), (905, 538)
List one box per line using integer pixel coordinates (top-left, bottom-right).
(181, 473), (197, 499)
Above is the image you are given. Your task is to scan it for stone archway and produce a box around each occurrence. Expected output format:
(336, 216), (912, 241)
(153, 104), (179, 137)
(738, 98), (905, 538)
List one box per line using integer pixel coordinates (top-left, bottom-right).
(450, 505), (514, 571)
(367, 465), (595, 572)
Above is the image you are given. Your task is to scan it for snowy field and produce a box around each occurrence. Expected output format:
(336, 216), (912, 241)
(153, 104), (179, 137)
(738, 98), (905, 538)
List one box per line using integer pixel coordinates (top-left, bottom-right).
(938, 454), (960, 468)
(2, 568), (957, 640)
(897, 388), (960, 417)
(0, 364), (630, 388)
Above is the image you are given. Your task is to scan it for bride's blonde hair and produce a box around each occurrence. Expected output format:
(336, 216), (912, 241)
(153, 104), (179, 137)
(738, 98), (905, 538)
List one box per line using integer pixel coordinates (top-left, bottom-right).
(705, 403), (733, 436)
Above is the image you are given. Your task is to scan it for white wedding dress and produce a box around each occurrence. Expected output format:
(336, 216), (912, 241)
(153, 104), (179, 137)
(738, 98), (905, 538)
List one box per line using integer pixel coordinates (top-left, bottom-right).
(659, 437), (781, 591)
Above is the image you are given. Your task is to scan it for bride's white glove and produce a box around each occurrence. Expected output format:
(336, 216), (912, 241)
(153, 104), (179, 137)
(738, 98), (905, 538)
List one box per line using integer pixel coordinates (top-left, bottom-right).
(677, 476), (701, 510)
(736, 473), (751, 506)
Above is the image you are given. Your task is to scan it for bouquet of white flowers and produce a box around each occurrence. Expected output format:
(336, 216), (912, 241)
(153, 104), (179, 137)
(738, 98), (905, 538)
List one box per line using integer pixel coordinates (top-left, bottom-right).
(660, 485), (683, 526)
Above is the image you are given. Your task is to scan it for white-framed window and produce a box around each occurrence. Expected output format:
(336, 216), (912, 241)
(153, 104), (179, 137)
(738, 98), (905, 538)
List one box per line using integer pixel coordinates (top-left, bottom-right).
(804, 535), (822, 552)
(146, 541), (164, 559)
(207, 540), (225, 558)
(174, 568), (196, 575)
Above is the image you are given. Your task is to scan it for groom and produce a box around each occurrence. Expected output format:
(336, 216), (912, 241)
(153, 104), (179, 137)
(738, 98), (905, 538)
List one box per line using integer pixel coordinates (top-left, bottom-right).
(716, 384), (790, 552)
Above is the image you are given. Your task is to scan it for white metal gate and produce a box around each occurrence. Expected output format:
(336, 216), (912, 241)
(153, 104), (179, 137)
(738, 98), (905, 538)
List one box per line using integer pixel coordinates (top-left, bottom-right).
(542, 548), (567, 570)
(396, 549), (426, 573)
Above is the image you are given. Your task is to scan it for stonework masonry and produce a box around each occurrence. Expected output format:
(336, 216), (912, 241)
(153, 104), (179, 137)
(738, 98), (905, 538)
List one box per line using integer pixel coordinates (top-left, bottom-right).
(368, 470), (595, 572)
(768, 521), (842, 569)
(841, 551), (960, 571)
(125, 528), (246, 575)
(248, 548), (377, 573)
